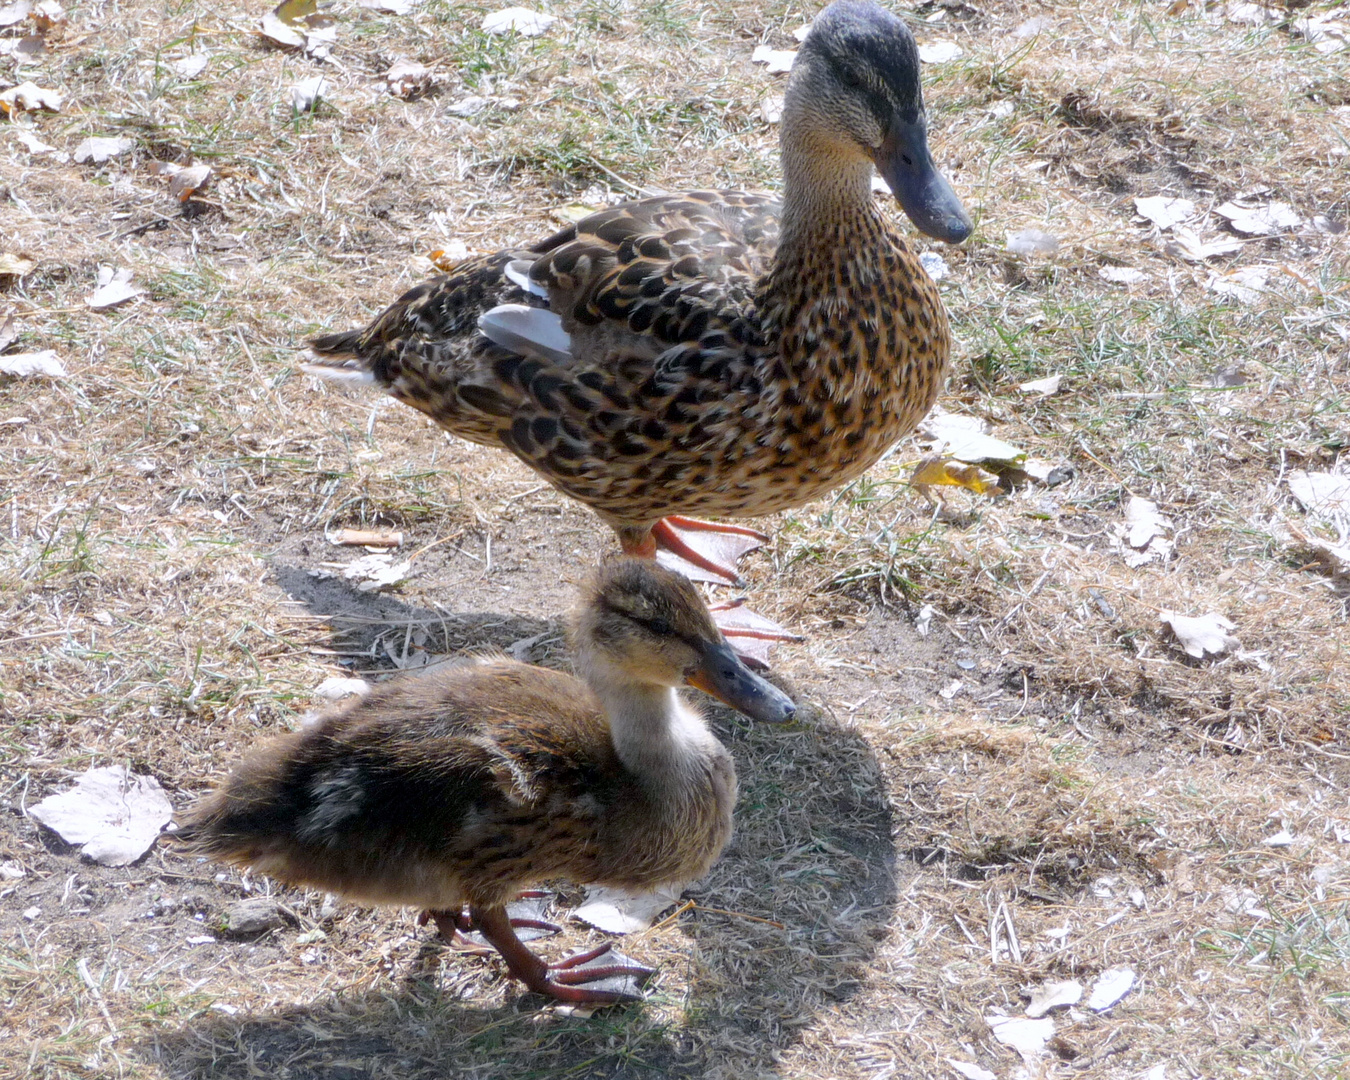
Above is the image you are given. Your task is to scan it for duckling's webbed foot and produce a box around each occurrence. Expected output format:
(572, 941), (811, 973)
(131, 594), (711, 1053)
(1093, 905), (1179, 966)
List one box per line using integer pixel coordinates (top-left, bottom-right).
(648, 516), (768, 587)
(471, 905), (654, 1005)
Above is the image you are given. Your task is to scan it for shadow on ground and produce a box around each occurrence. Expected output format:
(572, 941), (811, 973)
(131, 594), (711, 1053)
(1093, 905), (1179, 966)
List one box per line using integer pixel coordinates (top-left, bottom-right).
(140, 567), (902, 1079)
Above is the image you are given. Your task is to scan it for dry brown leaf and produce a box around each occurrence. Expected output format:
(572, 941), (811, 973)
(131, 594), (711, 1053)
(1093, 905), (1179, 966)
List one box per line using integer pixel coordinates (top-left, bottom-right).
(0, 253), (36, 278)
(168, 163), (212, 202)
(1165, 227), (1243, 262)
(751, 44), (796, 73)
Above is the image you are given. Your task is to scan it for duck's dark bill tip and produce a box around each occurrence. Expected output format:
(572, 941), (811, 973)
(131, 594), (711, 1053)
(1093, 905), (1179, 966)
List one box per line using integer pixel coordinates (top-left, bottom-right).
(686, 642), (797, 724)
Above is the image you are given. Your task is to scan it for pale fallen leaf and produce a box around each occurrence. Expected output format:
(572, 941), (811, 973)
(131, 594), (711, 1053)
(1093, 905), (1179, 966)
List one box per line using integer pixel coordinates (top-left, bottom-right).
(1263, 829), (1295, 847)
(919, 412), (1027, 466)
(793, 22), (812, 41)
(919, 251), (949, 280)
(1134, 195), (1195, 230)
(0, 80), (62, 114)
(13, 129), (58, 155)
(1014, 15), (1050, 37)
(944, 1061), (996, 1080)
(1085, 966), (1136, 1012)
(751, 44), (796, 73)
(986, 1013), (1054, 1063)
(0, 349), (65, 378)
(447, 94), (489, 117)
(360, 0), (415, 11)
(290, 75), (327, 113)
(1139, 1065), (1168, 1080)
(87, 266), (143, 309)
(1288, 471), (1350, 530)
(168, 163), (213, 202)
(918, 40), (962, 63)
(1018, 373), (1062, 396)
(386, 58), (431, 99)
(1160, 611), (1239, 659)
(759, 94), (784, 124)
(74, 136), (134, 164)
(342, 553), (411, 592)
(0, 33), (43, 59)
(260, 0), (336, 56)
(1295, 11), (1349, 53)
(1226, 2), (1279, 25)
(1215, 199), (1301, 236)
(314, 676), (371, 701)
(1123, 496), (1169, 549)
(173, 53), (208, 78)
(0, 316), (14, 352)
(1099, 265), (1146, 285)
(0, 0), (31, 26)
(27, 765), (173, 866)
(1165, 227), (1243, 262)
(0, 860), (24, 879)
(1207, 265), (1271, 304)
(0, 252), (36, 277)
(1006, 228), (1058, 255)
(1025, 979), (1082, 1018)
(572, 884), (684, 934)
(481, 6), (556, 36)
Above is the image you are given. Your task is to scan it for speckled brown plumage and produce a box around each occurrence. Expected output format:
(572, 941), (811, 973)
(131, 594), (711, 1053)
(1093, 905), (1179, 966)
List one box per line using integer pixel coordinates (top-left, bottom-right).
(308, 2), (970, 565)
(175, 559), (795, 1001)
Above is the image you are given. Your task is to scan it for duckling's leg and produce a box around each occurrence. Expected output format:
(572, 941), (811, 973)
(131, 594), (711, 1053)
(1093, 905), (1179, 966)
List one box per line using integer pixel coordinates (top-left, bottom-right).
(422, 891), (561, 953)
(471, 904), (655, 1004)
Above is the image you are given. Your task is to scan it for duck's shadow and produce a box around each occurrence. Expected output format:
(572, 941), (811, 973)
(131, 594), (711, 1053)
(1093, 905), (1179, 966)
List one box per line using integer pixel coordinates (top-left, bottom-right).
(143, 566), (903, 1079)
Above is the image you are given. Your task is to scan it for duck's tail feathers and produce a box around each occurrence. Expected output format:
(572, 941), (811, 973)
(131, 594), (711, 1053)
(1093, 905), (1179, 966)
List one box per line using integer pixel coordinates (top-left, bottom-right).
(302, 357), (379, 385)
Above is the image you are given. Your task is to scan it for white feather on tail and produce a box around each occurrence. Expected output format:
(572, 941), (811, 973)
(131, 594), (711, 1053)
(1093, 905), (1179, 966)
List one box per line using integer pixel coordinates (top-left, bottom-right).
(302, 360), (378, 385)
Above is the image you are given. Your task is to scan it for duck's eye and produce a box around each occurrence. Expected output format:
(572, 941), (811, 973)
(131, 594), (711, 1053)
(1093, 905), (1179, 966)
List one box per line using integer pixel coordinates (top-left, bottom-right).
(840, 67), (864, 90)
(648, 617), (673, 636)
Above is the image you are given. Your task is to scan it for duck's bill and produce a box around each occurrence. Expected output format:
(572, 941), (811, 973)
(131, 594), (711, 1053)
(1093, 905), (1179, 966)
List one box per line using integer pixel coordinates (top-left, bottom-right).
(873, 121), (973, 245)
(685, 641), (796, 724)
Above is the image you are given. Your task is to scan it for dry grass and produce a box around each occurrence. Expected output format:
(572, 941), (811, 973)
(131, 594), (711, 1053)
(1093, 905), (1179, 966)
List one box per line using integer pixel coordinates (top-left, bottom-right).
(3, 0), (1349, 1077)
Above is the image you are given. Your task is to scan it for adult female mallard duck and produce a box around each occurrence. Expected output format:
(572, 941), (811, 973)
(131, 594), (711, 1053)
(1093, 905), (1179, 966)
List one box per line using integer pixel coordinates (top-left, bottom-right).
(176, 559), (795, 1004)
(307, 1), (971, 649)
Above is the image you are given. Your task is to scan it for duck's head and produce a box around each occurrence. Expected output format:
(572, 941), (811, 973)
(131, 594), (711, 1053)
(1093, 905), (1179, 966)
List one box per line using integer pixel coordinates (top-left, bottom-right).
(573, 559), (796, 724)
(787, 0), (972, 244)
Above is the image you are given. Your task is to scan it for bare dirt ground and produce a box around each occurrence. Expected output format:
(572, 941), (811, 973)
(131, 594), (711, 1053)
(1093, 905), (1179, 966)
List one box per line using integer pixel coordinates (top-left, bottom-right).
(2, 1), (1349, 1077)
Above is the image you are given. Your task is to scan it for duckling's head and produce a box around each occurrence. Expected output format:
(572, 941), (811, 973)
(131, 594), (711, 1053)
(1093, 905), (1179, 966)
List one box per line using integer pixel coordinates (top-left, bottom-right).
(786, 0), (971, 244)
(573, 559), (796, 724)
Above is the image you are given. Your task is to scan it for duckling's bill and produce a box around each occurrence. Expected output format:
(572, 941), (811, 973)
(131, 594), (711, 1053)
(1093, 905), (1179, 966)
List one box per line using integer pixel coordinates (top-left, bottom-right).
(684, 640), (796, 723)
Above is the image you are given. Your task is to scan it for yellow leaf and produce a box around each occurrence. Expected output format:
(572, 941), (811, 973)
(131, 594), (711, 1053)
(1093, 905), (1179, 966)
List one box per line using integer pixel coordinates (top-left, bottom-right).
(909, 456), (1001, 496)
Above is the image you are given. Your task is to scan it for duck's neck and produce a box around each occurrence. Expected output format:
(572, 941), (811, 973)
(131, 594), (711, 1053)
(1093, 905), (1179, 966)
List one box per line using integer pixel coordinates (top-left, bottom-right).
(776, 119), (880, 251)
(588, 674), (716, 791)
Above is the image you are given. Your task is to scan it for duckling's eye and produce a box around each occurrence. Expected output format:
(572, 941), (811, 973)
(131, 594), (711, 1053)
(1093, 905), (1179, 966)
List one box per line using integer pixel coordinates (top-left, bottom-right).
(647, 617), (673, 636)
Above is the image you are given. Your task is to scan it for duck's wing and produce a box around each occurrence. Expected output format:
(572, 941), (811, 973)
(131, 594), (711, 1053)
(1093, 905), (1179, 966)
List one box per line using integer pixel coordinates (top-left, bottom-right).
(306, 193), (784, 496)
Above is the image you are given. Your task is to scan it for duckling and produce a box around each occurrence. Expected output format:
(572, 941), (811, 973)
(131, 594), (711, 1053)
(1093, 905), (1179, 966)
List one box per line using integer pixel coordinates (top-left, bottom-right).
(306, 1), (971, 653)
(176, 559), (795, 1004)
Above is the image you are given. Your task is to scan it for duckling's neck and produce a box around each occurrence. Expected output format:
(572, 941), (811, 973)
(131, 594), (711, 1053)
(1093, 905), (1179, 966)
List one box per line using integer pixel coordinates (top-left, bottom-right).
(588, 674), (719, 790)
(777, 122), (880, 250)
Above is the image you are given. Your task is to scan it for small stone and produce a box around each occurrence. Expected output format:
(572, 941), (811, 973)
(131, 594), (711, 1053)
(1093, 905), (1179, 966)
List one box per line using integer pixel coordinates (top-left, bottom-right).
(223, 897), (288, 938)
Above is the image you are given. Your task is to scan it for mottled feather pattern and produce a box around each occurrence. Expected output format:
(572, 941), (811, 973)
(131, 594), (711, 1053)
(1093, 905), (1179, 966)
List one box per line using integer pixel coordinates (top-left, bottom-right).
(178, 658), (733, 910)
(307, 187), (949, 530)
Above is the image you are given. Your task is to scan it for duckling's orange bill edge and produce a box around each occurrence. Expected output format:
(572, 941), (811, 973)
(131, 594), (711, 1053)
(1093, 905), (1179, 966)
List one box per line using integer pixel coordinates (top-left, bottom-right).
(684, 642), (796, 724)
